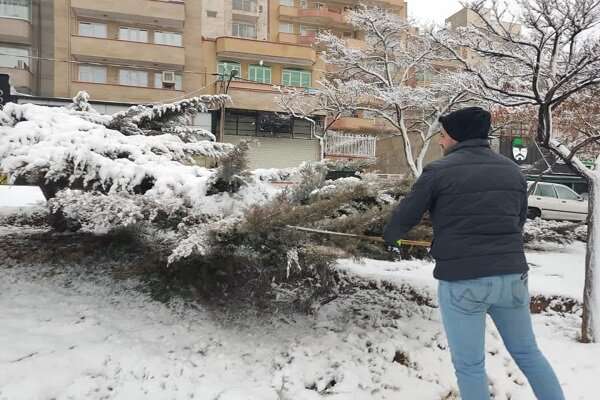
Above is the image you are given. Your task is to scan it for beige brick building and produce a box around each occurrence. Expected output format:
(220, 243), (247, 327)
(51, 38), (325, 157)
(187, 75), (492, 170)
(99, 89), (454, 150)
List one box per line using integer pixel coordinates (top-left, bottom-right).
(1, 0), (411, 169)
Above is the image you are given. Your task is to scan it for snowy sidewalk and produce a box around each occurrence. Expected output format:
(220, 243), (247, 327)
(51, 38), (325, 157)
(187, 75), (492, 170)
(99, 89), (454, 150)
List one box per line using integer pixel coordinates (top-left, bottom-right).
(1, 243), (598, 400)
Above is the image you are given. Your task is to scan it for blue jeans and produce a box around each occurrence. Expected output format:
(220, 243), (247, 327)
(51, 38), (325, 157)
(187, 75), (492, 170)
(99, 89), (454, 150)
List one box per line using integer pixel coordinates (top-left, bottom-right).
(438, 273), (565, 400)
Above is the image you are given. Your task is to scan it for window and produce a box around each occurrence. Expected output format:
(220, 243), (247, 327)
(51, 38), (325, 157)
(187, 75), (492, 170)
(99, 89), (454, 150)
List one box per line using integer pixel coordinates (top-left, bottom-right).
(154, 31), (182, 47)
(534, 183), (557, 198)
(232, 21), (256, 39)
(0, 0), (30, 20)
(0, 46), (29, 69)
(78, 65), (107, 83)
(207, 10), (217, 17)
(279, 22), (294, 33)
(79, 22), (107, 38)
(224, 111), (257, 136)
(282, 69), (311, 88)
(232, 0), (257, 12)
(119, 69), (148, 87)
(154, 72), (182, 90)
(119, 27), (148, 43)
(554, 185), (580, 201)
(280, 0), (294, 5)
(217, 61), (241, 80)
(249, 65), (272, 84)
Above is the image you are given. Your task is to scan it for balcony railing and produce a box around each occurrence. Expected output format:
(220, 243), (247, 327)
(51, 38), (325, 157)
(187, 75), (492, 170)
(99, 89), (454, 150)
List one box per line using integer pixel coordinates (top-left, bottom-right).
(324, 132), (377, 159)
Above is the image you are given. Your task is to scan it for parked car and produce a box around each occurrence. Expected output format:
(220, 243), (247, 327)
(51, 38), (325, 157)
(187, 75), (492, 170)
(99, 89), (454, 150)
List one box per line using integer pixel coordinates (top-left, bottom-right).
(527, 181), (588, 222)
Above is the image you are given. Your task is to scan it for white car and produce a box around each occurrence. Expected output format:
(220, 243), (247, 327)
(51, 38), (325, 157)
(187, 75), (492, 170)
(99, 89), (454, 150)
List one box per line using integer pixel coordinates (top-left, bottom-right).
(527, 181), (588, 222)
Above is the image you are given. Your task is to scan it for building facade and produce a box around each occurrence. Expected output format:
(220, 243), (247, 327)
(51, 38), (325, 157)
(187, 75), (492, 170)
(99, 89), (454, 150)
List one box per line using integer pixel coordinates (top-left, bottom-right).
(1, 0), (407, 169)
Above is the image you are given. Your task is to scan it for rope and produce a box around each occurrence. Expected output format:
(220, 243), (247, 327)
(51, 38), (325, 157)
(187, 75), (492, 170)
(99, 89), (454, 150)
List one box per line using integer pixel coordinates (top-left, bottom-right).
(285, 225), (432, 248)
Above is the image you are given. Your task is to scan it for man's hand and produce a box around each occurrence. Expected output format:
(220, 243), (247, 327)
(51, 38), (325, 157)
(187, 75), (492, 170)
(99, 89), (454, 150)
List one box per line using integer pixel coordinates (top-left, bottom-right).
(386, 244), (402, 259)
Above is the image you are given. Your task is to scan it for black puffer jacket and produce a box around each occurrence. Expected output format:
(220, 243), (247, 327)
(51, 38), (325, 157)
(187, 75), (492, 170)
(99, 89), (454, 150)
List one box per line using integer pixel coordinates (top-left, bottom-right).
(383, 138), (529, 281)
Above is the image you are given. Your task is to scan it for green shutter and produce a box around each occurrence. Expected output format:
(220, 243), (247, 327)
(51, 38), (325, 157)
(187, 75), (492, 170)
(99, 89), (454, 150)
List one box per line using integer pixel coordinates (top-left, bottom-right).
(301, 71), (311, 88)
(283, 70), (291, 86)
(218, 62), (241, 80)
(249, 65), (272, 84)
(282, 69), (311, 88)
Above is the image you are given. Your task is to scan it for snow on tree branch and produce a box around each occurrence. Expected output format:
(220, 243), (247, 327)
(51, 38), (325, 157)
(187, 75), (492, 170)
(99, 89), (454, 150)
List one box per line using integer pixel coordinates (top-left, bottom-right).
(0, 102), (233, 201)
(279, 5), (475, 178)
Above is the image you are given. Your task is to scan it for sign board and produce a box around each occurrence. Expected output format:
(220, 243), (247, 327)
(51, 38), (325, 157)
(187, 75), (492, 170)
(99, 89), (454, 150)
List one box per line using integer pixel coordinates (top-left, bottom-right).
(511, 137), (528, 162)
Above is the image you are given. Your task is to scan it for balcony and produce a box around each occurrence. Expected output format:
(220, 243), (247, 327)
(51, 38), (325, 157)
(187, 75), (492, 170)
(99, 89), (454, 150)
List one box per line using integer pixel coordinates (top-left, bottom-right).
(345, 38), (366, 49)
(0, 17), (32, 45)
(71, 0), (185, 28)
(216, 37), (316, 66)
(228, 80), (276, 93)
(225, 81), (281, 112)
(278, 33), (316, 46)
(279, 5), (349, 28)
(71, 36), (185, 67)
(0, 67), (32, 93)
(330, 117), (396, 134)
(71, 81), (185, 104)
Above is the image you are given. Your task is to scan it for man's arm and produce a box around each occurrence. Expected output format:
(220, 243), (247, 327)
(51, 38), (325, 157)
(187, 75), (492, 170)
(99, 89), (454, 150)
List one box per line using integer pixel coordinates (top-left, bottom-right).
(383, 167), (436, 245)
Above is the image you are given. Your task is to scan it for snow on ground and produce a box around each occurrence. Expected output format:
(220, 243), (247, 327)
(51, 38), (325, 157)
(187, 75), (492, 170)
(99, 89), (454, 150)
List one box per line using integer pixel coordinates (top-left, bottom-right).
(0, 239), (598, 399)
(0, 186), (46, 208)
(337, 241), (587, 301)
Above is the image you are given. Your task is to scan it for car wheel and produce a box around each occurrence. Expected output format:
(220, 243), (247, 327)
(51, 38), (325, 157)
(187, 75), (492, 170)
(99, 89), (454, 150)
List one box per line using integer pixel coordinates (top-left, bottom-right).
(527, 207), (541, 220)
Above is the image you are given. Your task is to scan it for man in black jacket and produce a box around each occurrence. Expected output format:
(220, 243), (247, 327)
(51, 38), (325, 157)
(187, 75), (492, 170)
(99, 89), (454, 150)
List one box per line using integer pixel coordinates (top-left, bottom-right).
(383, 107), (564, 399)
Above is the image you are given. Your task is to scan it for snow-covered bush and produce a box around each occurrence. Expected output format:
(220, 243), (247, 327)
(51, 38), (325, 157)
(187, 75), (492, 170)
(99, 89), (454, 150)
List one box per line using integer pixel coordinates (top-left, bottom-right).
(0, 206), (48, 227)
(0, 101), (232, 200)
(0, 96), (273, 258)
(288, 162), (328, 203)
(523, 218), (586, 246)
(0, 96), (426, 309)
(182, 170), (425, 306)
(69, 91), (96, 113)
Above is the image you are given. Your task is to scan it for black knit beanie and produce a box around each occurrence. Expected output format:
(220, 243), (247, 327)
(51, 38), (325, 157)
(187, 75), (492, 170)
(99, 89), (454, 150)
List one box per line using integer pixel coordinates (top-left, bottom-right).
(438, 107), (491, 142)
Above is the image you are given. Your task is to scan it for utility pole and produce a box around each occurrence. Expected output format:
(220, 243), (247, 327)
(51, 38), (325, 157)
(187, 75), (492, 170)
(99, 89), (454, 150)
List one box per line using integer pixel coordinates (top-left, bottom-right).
(216, 70), (238, 142)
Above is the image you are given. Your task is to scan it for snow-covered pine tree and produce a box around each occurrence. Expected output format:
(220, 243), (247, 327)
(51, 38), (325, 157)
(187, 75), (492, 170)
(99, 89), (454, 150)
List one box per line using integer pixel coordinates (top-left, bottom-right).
(0, 93), (280, 264)
(433, 0), (600, 342)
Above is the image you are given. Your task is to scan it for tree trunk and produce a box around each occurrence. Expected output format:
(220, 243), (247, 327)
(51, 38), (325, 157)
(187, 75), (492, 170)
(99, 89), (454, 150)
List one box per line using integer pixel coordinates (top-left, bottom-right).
(416, 122), (438, 176)
(548, 142), (599, 343)
(582, 174), (600, 342)
(536, 104), (552, 145)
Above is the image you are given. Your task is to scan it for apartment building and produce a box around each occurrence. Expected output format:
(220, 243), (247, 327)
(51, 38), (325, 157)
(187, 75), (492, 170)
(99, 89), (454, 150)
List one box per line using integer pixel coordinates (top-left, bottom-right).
(0, 0), (53, 95)
(1, 0), (407, 169)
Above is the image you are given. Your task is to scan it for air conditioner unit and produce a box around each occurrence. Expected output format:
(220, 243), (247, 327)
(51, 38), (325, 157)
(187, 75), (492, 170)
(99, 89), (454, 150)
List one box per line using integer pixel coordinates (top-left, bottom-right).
(162, 71), (176, 84)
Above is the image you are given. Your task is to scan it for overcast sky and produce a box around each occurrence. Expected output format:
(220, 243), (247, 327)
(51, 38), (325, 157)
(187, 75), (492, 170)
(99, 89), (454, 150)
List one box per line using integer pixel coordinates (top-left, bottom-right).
(407, 0), (464, 25)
